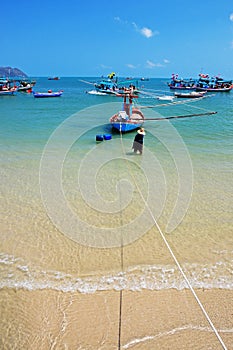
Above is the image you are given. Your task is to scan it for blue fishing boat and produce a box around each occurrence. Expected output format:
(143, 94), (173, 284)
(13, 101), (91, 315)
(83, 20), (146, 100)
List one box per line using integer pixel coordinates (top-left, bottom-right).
(168, 74), (197, 90)
(94, 77), (118, 95)
(110, 93), (144, 132)
(87, 72), (140, 95)
(196, 73), (232, 92)
(94, 79), (139, 95)
(48, 76), (60, 80)
(33, 90), (63, 98)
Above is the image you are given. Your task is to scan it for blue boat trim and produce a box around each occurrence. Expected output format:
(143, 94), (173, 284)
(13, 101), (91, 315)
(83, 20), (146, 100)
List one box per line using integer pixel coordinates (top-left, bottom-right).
(168, 73), (233, 92)
(33, 90), (63, 98)
(110, 93), (144, 133)
(91, 72), (140, 95)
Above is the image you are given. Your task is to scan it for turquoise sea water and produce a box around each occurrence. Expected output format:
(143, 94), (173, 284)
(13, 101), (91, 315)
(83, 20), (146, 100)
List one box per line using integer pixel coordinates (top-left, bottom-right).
(0, 77), (233, 292)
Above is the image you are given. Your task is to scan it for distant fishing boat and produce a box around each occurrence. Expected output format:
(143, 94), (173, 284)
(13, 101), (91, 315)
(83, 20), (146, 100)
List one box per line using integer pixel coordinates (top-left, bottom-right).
(33, 90), (63, 98)
(48, 77), (60, 80)
(94, 78), (139, 95)
(110, 93), (144, 133)
(196, 73), (232, 92)
(0, 79), (17, 96)
(83, 72), (140, 96)
(168, 73), (197, 90)
(168, 73), (233, 92)
(17, 79), (36, 92)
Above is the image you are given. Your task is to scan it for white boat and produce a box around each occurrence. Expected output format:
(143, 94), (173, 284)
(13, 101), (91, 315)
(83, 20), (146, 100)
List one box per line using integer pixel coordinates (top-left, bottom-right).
(0, 79), (17, 96)
(157, 95), (175, 101)
(17, 79), (36, 92)
(174, 91), (206, 98)
(0, 89), (16, 96)
(110, 93), (144, 132)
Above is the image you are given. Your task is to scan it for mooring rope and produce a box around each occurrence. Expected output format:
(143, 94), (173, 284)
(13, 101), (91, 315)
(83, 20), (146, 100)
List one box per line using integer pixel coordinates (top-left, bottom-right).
(118, 290), (123, 350)
(131, 111), (217, 121)
(139, 87), (216, 102)
(132, 93), (217, 121)
(116, 124), (228, 350)
(118, 131), (125, 350)
(138, 94), (214, 109)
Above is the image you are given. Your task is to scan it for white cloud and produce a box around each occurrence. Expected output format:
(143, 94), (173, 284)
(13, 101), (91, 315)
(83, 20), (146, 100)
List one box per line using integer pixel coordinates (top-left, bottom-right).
(100, 64), (112, 69)
(140, 27), (154, 38)
(115, 18), (158, 38)
(156, 63), (164, 67)
(114, 16), (128, 25)
(146, 60), (164, 68)
(132, 22), (158, 38)
(146, 60), (156, 68)
(230, 13), (233, 21)
(163, 59), (170, 64)
(126, 64), (136, 69)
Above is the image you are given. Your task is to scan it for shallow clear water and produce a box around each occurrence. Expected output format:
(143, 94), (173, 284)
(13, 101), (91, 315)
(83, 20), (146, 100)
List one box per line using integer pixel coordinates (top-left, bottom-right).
(0, 77), (232, 292)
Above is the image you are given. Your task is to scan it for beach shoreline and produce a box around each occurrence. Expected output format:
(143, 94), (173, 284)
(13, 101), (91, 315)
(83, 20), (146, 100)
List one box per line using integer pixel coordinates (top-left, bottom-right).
(1, 77), (233, 349)
(1, 288), (232, 349)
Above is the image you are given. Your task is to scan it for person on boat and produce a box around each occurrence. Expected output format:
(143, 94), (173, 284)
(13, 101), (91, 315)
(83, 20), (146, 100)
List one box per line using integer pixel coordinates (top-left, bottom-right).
(132, 128), (146, 154)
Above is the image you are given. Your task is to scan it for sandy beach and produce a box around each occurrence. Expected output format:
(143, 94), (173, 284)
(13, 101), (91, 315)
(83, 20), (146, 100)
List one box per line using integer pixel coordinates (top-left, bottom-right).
(1, 77), (233, 349)
(1, 288), (232, 349)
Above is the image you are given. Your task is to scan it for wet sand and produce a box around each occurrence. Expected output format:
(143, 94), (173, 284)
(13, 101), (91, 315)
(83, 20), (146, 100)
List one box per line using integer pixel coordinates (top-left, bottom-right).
(0, 288), (232, 349)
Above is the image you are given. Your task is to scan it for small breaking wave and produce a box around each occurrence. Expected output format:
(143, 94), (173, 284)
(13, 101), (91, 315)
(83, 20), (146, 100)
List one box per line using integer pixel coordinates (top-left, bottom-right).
(0, 253), (232, 293)
(122, 325), (233, 349)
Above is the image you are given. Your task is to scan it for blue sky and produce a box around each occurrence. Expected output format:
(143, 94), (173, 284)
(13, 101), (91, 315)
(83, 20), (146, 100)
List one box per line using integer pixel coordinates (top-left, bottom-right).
(2, 0), (233, 78)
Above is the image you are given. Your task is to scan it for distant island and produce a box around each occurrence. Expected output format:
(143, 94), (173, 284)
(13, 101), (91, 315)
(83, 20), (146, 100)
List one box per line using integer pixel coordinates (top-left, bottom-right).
(0, 66), (28, 78)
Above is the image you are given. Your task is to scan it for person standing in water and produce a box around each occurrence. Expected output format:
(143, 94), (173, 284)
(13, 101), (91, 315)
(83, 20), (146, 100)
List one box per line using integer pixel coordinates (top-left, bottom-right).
(132, 128), (146, 154)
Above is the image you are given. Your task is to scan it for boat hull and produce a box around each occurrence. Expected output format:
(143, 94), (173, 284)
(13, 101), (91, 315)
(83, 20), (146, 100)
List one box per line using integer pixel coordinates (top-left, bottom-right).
(169, 85), (197, 90)
(174, 92), (206, 98)
(111, 121), (143, 133)
(18, 86), (33, 92)
(95, 88), (118, 95)
(48, 77), (60, 80)
(157, 95), (175, 101)
(17, 80), (36, 92)
(196, 87), (232, 92)
(0, 90), (16, 96)
(33, 91), (63, 98)
(110, 108), (144, 133)
(95, 87), (140, 95)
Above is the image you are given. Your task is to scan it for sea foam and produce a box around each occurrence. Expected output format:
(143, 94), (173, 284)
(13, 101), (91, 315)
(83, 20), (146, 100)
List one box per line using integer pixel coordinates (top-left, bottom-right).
(0, 253), (232, 293)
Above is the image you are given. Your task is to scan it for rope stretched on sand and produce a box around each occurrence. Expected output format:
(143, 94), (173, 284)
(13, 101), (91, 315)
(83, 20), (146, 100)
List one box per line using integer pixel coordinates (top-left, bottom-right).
(116, 125), (227, 350)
